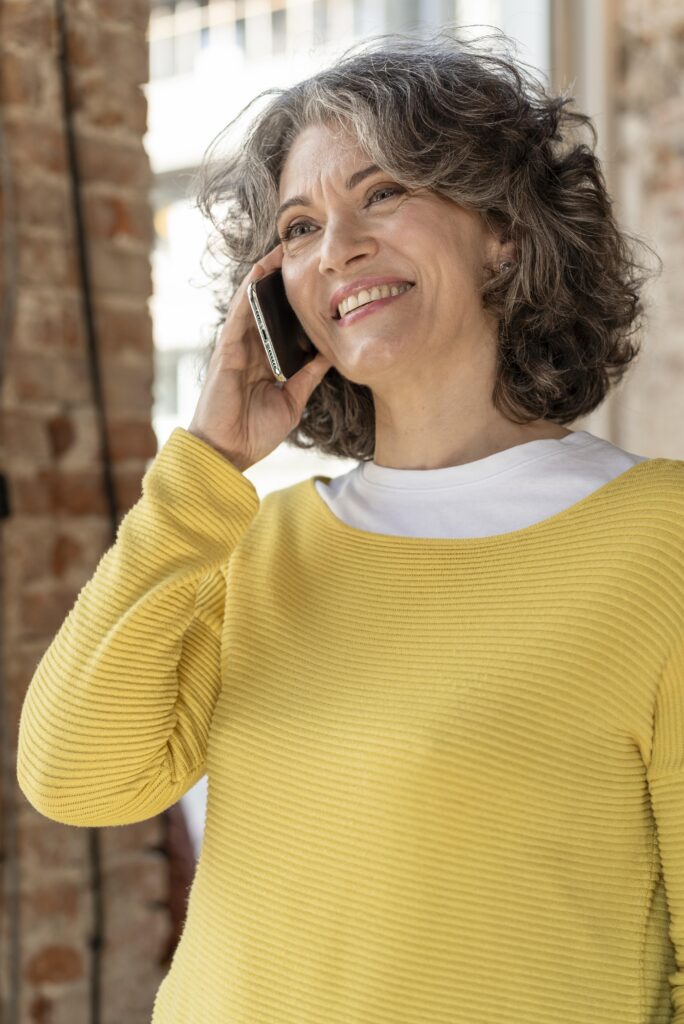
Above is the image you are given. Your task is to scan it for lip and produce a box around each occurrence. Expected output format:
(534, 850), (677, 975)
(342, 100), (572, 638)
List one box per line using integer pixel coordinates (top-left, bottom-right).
(335, 284), (414, 327)
(329, 276), (415, 319)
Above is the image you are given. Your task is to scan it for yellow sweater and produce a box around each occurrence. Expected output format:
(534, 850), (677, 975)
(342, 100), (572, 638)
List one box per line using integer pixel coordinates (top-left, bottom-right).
(16, 427), (684, 1024)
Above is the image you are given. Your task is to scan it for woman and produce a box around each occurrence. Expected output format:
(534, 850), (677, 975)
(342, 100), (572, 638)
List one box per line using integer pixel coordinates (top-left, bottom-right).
(17, 27), (684, 1024)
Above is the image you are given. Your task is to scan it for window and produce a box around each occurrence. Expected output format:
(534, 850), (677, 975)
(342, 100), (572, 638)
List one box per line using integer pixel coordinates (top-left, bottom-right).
(313, 0), (328, 45)
(272, 7), (287, 54)
(235, 16), (246, 51)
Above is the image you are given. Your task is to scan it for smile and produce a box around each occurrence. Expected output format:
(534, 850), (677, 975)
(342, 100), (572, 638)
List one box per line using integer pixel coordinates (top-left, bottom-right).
(335, 284), (415, 327)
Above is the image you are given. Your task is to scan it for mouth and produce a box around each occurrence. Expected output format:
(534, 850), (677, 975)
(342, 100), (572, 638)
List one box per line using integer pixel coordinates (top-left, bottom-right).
(332, 283), (415, 324)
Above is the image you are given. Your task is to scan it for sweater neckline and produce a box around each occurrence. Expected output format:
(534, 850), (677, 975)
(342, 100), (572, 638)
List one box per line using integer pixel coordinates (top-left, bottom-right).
(307, 457), (664, 549)
(359, 430), (597, 488)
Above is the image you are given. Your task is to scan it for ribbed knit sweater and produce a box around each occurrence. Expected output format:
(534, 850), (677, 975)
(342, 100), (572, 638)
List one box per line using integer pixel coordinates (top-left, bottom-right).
(16, 426), (684, 1024)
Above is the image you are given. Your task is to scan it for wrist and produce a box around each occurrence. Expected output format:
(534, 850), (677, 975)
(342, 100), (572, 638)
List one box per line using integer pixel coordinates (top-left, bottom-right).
(186, 428), (250, 472)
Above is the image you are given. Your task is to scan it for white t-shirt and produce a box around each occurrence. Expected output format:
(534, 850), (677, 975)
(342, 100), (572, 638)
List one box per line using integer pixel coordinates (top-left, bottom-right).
(314, 430), (651, 539)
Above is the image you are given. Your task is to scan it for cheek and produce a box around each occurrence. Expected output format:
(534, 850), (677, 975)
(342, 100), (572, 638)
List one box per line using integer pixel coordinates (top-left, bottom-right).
(283, 267), (327, 327)
(286, 285), (312, 323)
(282, 263), (307, 300)
(282, 274), (305, 315)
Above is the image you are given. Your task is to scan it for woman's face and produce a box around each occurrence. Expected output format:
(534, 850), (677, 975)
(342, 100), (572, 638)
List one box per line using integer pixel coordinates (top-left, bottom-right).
(277, 122), (510, 388)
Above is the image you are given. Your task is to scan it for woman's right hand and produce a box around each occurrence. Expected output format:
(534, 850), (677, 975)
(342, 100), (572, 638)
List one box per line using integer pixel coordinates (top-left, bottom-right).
(188, 242), (333, 472)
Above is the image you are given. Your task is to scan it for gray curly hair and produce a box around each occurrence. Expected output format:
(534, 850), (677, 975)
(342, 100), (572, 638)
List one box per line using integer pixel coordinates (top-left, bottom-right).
(191, 25), (661, 461)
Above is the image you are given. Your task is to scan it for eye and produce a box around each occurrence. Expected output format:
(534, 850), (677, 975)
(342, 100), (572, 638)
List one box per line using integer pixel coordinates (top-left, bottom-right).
(279, 185), (404, 242)
(369, 186), (400, 204)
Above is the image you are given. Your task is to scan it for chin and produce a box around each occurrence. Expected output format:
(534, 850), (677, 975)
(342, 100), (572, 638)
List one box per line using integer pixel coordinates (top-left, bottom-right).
(335, 352), (400, 387)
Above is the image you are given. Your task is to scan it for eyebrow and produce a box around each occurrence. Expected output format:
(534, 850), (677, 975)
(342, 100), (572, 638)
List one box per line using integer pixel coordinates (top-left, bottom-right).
(275, 163), (382, 225)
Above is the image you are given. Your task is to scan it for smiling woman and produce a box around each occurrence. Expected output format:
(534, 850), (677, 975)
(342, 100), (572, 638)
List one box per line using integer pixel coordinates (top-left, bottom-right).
(191, 25), (660, 463)
(270, 114), (531, 467)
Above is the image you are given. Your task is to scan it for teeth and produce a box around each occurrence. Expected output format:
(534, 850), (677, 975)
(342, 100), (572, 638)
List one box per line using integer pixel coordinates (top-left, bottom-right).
(337, 282), (412, 319)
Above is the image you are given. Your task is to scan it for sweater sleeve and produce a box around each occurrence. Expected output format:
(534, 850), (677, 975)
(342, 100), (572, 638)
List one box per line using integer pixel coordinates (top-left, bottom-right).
(646, 633), (684, 1022)
(16, 427), (260, 828)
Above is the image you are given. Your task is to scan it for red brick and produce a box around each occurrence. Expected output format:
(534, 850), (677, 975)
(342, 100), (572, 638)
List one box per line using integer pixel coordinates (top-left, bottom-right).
(0, 49), (49, 107)
(19, 586), (87, 637)
(3, 115), (67, 175)
(103, 902), (170, 962)
(13, 469), (105, 516)
(89, 241), (153, 298)
(75, 81), (149, 135)
(17, 231), (80, 290)
(14, 294), (85, 355)
(4, 519), (105, 590)
(3, 518), (56, 589)
(4, 637), (47, 725)
(28, 992), (55, 1023)
(46, 413), (76, 458)
(5, 351), (91, 404)
(84, 192), (155, 245)
(101, 815), (165, 859)
(24, 880), (81, 921)
(51, 532), (85, 578)
(107, 420), (158, 461)
(14, 177), (70, 233)
(17, 802), (90, 876)
(106, 854), (169, 910)
(92, 0), (151, 33)
(114, 465), (147, 514)
(100, 25), (149, 86)
(25, 946), (83, 984)
(26, 983), (91, 1024)
(64, 16), (101, 70)
(13, 464), (144, 517)
(77, 132), (152, 189)
(94, 303), (153, 358)
(8, 474), (57, 515)
(1, 4), (57, 50)
(101, 357), (154, 410)
(101, 936), (168, 1024)
(78, 82), (116, 130)
(1, 410), (51, 467)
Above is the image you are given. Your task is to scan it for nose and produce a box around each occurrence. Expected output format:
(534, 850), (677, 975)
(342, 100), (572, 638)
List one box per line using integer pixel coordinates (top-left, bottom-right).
(318, 217), (380, 276)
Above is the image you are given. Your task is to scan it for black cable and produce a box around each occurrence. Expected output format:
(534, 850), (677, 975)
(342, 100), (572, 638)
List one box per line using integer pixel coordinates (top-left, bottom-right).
(52, 1), (111, 1018)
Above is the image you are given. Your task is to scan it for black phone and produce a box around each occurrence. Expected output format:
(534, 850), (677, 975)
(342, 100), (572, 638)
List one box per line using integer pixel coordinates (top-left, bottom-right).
(246, 268), (318, 382)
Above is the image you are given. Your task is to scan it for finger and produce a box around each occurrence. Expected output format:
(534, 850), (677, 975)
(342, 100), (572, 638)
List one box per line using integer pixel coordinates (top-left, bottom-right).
(250, 243), (281, 273)
(281, 353), (332, 418)
(263, 241), (284, 264)
(229, 263), (268, 323)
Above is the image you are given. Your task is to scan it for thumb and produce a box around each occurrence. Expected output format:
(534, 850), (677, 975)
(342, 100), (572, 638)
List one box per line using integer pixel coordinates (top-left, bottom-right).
(281, 351), (332, 418)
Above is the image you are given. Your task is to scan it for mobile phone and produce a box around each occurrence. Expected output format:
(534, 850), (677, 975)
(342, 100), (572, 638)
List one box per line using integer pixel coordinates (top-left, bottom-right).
(247, 268), (318, 382)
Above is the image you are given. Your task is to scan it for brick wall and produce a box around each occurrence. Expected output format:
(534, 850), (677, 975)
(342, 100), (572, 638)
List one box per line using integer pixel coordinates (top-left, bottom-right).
(0, 1), (193, 1021)
(611, 0), (684, 456)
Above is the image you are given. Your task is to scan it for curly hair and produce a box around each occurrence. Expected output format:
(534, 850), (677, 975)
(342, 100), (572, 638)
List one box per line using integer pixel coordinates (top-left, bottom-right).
(191, 25), (661, 462)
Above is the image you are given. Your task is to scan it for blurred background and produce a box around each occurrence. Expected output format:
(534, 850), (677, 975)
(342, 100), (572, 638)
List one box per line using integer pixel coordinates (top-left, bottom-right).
(1, 1), (682, 1020)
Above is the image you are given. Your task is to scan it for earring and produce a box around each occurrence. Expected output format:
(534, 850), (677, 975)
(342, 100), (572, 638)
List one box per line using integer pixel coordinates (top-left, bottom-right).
(499, 260), (513, 272)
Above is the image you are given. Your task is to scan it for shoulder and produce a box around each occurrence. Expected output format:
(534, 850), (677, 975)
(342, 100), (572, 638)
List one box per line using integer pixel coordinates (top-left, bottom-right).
(628, 457), (684, 559)
(227, 476), (314, 559)
(638, 457), (684, 505)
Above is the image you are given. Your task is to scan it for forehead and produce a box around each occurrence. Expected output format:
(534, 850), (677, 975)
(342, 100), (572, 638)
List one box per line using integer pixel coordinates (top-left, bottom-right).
(278, 123), (369, 197)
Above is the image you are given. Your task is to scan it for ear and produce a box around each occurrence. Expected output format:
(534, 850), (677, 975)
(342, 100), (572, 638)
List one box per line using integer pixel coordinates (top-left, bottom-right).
(498, 241), (516, 265)
(482, 216), (516, 271)
(483, 240), (516, 278)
